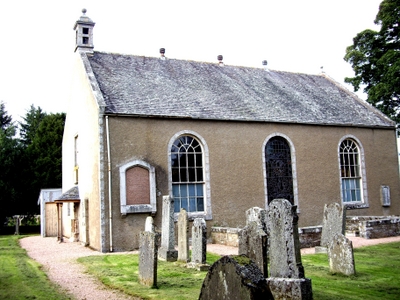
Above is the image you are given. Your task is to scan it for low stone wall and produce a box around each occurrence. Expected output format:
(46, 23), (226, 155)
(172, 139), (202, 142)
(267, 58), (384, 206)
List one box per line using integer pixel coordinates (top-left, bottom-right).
(211, 216), (400, 247)
(210, 227), (239, 247)
(346, 216), (400, 239)
(298, 226), (322, 248)
(211, 226), (322, 249)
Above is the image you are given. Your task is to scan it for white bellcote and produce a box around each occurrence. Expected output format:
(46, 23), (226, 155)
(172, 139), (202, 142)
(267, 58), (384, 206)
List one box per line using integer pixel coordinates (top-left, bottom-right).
(73, 9), (95, 53)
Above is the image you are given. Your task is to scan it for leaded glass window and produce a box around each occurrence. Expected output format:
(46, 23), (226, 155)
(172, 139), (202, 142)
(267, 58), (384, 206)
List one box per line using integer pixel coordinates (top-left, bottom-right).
(340, 139), (362, 202)
(171, 135), (205, 212)
(265, 136), (294, 204)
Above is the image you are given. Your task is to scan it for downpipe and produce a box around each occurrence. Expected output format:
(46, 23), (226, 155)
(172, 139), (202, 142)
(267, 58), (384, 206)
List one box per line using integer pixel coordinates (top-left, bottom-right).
(105, 116), (113, 252)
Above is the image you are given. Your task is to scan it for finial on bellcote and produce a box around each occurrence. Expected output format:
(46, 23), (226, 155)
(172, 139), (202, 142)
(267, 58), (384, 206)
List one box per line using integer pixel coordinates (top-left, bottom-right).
(82, 8), (87, 15)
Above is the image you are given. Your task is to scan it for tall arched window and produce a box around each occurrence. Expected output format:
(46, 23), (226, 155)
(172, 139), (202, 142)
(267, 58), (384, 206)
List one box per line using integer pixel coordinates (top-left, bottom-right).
(171, 135), (205, 213)
(339, 139), (362, 203)
(265, 136), (294, 204)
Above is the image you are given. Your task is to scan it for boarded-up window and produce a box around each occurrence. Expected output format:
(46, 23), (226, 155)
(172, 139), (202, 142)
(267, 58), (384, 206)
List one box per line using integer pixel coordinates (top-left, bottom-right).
(126, 166), (150, 205)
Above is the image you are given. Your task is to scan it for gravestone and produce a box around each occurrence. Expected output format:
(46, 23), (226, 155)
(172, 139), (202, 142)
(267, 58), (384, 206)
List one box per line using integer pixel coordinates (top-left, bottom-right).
(238, 207), (268, 276)
(188, 218), (209, 271)
(139, 231), (160, 287)
(158, 196), (178, 261)
(316, 202), (346, 253)
(145, 216), (155, 232)
(245, 206), (267, 229)
(266, 199), (313, 300)
(328, 233), (356, 276)
(178, 208), (189, 262)
(199, 255), (274, 300)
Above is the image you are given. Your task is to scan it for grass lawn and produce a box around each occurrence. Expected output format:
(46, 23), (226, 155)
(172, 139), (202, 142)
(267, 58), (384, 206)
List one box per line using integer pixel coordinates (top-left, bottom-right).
(78, 241), (400, 300)
(302, 242), (400, 300)
(0, 235), (71, 300)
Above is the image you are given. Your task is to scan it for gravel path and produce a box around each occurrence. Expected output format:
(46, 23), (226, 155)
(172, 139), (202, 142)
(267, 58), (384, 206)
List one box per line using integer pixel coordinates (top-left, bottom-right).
(20, 236), (138, 300)
(20, 235), (400, 300)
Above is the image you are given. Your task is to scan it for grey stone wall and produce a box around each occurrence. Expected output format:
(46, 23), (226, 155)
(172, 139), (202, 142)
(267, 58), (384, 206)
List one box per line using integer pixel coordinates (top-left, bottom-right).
(212, 226), (323, 249)
(346, 216), (400, 239)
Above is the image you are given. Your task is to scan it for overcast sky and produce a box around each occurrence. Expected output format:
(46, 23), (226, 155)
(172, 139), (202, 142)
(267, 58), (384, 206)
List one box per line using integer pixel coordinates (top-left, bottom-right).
(0, 0), (382, 122)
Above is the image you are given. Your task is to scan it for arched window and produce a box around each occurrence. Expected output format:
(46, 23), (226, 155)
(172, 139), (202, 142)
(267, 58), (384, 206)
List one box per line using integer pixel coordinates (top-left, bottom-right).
(171, 135), (205, 213)
(339, 139), (362, 203)
(265, 136), (294, 205)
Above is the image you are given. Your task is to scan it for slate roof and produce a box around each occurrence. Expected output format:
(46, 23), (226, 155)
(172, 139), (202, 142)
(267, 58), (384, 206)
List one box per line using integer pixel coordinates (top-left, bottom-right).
(86, 51), (394, 128)
(55, 186), (80, 201)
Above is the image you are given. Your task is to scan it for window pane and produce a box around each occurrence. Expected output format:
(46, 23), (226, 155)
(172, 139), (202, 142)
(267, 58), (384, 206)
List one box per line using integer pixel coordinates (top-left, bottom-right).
(181, 198), (188, 211)
(171, 154), (179, 167)
(189, 197), (196, 212)
(174, 199), (180, 212)
(196, 168), (203, 181)
(180, 185), (188, 197)
(188, 184), (195, 196)
(173, 185), (180, 197)
(188, 153), (195, 166)
(197, 198), (204, 211)
(196, 184), (204, 196)
(188, 167), (196, 181)
(180, 168), (187, 182)
(172, 168), (179, 182)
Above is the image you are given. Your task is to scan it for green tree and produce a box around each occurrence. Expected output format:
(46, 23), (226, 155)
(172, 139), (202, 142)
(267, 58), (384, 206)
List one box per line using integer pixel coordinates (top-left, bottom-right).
(0, 102), (21, 224)
(19, 105), (47, 147)
(344, 0), (400, 124)
(29, 113), (65, 193)
(0, 102), (12, 130)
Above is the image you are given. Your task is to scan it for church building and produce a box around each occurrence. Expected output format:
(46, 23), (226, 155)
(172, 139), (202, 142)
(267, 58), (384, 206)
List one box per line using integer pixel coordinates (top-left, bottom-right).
(57, 10), (399, 252)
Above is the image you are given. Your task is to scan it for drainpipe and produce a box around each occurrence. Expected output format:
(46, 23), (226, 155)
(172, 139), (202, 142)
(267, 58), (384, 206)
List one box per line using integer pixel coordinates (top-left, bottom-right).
(105, 116), (113, 252)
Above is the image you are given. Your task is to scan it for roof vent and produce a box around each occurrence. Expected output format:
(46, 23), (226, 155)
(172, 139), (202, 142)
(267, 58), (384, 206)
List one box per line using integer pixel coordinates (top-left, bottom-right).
(217, 55), (224, 66)
(262, 60), (269, 71)
(160, 48), (166, 60)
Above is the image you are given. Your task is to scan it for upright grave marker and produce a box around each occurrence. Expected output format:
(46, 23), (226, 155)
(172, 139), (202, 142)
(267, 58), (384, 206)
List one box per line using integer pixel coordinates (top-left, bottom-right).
(328, 233), (356, 276)
(145, 216), (155, 232)
(199, 255), (274, 300)
(316, 202), (346, 253)
(238, 207), (268, 276)
(158, 196), (178, 261)
(139, 230), (160, 287)
(188, 218), (209, 270)
(178, 208), (189, 262)
(267, 199), (313, 300)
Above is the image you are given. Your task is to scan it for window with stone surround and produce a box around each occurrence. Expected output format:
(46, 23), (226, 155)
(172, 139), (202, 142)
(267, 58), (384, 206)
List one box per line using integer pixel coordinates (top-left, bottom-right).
(338, 136), (368, 208)
(119, 160), (156, 215)
(262, 133), (299, 212)
(168, 131), (212, 220)
(265, 136), (294, 204)
(171, 135), (204, 212)
(339, 139), (362, 202)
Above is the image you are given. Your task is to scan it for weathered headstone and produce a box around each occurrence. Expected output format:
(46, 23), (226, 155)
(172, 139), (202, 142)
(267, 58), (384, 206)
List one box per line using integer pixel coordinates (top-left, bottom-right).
(158, 196), (178, 261)
(316, 202), (346, 253)
(145, 216), (155, 232)
(199, 255), (274, 300)
(238, 207), (268, 276)
(266, 199), (313, 300)
(178, 208), (189, 262)
(328, 233), (356, 276)
(245, 206), (267, 229)
(139, 231), (160, 287)
(188, 218), (209, 270)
